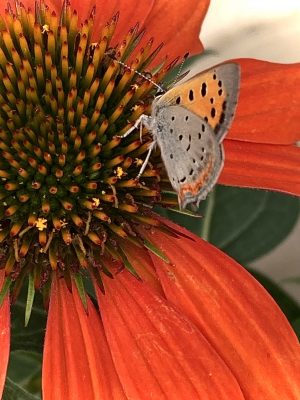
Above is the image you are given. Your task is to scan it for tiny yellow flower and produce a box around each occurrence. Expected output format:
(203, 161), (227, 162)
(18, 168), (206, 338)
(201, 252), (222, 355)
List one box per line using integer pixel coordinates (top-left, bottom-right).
(35, 218), (48, 231)
(92, 198), (100, 207)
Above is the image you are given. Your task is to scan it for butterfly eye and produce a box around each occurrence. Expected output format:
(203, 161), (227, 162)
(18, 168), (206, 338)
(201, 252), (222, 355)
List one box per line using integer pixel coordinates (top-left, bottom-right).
(156, 89), (165, 96)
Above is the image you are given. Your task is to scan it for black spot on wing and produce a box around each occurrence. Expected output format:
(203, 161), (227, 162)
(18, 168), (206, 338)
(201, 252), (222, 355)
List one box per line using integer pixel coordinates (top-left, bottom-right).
(201, 82), (207, 97)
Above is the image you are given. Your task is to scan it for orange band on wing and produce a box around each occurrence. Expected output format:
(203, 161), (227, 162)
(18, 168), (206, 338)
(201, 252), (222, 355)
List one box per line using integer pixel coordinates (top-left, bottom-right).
(178, 157), (214, 203)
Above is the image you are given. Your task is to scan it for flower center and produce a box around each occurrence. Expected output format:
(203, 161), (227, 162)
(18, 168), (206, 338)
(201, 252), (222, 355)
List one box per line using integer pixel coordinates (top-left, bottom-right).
(0, 1), (175, 292)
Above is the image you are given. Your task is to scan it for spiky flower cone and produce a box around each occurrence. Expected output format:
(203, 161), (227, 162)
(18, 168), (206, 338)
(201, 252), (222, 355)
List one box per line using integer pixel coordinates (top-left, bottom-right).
(0, 1), (176, 306)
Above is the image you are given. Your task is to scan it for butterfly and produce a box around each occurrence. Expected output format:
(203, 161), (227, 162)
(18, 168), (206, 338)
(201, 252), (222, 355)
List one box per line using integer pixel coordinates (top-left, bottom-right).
(122, 63), (240, 208)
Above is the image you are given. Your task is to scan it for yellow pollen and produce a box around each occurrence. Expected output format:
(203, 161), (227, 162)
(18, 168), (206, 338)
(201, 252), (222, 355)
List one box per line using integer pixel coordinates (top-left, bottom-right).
(134, 158), (143, 166)
(92, 197), (100, 207)
(42, 24), (50, 34)
(35, 218), (48, 231)
(115, 166), (126, 178)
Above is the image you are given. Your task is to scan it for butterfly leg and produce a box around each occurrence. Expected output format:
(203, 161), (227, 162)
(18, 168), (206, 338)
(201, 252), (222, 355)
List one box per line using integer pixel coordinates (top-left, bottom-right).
(137, 140), (156, 179)
(118, 114), (152, 140)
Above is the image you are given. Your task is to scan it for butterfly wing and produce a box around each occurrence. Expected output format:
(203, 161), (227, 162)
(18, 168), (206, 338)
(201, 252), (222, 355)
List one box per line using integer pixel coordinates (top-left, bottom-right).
(154, 105), (223, 208)
(155, 63), (240, 142)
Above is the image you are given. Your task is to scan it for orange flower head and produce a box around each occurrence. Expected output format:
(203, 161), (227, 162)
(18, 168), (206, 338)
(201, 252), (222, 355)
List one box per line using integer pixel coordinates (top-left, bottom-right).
(0, 0), (188, 297)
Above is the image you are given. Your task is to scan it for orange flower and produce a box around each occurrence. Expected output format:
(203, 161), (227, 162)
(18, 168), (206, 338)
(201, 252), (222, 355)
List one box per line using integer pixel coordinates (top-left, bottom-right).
(0, 1), (299, 399)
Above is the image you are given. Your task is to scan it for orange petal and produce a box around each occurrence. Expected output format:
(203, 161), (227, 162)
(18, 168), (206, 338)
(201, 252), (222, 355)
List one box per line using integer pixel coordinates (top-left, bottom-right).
(229, 59), (300, 144)
(144, 221), (300, 400)
(122, 242), (165, 296)
(42, 276), (126, 400)
(144, 0), (209, 61)
(0, 271), (10, 399)
(220, 139), (300, 196)
(97, 270), (245, 400)
(71, 0), (154, 44)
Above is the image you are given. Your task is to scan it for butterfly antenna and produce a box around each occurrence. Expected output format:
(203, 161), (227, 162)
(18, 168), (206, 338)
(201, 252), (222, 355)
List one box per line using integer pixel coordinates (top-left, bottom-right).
(114, 59), (166, 93)
(168, 52), (189, 88)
